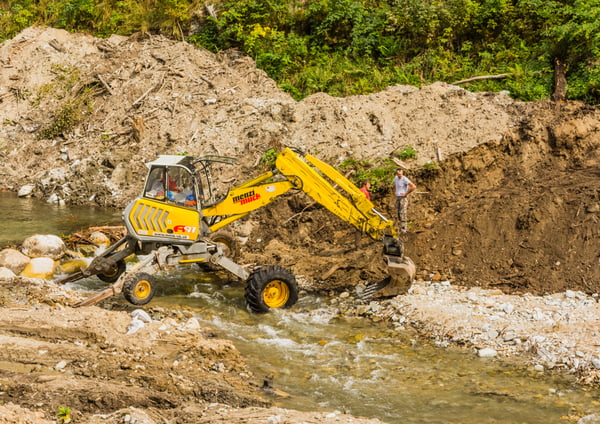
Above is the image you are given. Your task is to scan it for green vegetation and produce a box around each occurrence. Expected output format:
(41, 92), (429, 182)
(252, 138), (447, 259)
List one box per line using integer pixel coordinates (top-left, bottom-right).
(2, 0), (600, 103)
(419, 161), (440, 179)
(35, 64), (94, 139)
(339, 157), (398, 194)
(259, 147), (279, 168)
(397, 146), (418, 161)
(56, 405), (72, 423)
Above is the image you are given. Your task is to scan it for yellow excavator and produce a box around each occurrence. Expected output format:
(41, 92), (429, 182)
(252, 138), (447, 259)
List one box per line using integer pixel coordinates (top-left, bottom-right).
(57, 147), (415, 312)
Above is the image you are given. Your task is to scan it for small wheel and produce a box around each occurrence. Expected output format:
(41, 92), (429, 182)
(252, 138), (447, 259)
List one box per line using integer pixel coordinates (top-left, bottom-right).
(97, 259), (126, 283)
(198, 232), (239, 271)
(245, 265), (298, 313)
(122, 272), (156, 306)
(211, 232), (238, 261)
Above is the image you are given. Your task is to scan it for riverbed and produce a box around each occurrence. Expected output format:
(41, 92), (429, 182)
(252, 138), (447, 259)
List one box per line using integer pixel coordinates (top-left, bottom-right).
(4, 193), (600, 423)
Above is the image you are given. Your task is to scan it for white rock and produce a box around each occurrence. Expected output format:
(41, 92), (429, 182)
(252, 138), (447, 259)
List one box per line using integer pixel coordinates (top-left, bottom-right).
(0, 267), (15, 279)
(182, 317), (201, 330)
(578, 414), (600, 424)
(22, 234), (66, 260)
(126, 317), (145, 335)
(17, 184), (34, 197)
(477, 348), (498, 358)
(131, 309), (152, 323)
(88, 231), (111, 247)
(46, 193), (64, 205)
(501, 302), (515, 314)
(0, 248), (30, 274)
(20, 257), (56, 279)
(55, 360), (68, 370)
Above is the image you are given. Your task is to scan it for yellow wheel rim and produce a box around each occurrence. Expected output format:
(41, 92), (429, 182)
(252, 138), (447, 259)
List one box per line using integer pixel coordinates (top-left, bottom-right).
(134, 280), (152, 300)
(263, 280), (290, 308)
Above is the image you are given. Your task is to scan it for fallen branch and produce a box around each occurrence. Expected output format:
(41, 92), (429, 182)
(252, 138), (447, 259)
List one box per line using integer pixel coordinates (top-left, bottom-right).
(95, 74), (114, 95)
(452, 73), (513, 85)
(197, 74), (215, 88)
(391, 157), (410, 170)
(132, 85), (155, 107)
(322, 264), (342, 280)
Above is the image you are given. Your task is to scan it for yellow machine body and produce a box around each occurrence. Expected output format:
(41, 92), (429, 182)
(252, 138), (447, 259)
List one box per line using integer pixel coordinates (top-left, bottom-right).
(126, 197), (201, 242)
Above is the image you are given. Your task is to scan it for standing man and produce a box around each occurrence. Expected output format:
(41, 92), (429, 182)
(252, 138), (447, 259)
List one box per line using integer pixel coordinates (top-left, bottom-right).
(392, 169), (416, 232)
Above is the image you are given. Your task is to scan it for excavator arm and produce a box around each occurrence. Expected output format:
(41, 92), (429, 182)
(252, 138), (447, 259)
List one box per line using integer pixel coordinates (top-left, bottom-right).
(202, 148), (396, 240)
(276, 148), (398, 241)
(202, 148), (415, 296)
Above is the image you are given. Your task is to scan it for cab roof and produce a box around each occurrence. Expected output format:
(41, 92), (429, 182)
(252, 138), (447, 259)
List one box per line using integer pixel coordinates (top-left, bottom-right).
(145, 155), (195, 171)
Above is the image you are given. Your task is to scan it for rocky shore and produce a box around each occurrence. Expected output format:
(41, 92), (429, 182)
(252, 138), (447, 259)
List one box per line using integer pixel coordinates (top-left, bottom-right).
(331, 279), (600, 384)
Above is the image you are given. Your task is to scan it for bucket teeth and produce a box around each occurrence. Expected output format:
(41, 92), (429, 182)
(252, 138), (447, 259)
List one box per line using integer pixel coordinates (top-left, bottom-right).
(359, 255), (415, 299)
(359, 277), (392, 300)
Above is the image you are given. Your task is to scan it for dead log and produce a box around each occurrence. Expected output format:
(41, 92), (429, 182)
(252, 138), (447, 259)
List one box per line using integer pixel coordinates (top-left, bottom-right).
(452, 73), (512, 85)
(49, 39), (65, 52)
(392, 157), (410, 170)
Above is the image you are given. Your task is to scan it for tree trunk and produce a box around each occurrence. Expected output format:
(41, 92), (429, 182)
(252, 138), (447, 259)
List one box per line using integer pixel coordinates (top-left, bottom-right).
(551, 58), (567, 102)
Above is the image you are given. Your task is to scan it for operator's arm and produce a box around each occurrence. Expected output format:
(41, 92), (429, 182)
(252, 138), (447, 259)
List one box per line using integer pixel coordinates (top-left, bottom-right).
(406, 181), (416, 196)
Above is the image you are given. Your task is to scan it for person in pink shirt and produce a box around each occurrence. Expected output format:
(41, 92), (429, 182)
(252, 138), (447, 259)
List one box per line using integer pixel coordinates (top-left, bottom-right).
(359, 179), (371, 200)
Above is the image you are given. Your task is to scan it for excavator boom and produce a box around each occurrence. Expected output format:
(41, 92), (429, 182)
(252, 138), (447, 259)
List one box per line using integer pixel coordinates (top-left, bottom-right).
(275, 149), (397, 240)
(275, 148), (415, 296)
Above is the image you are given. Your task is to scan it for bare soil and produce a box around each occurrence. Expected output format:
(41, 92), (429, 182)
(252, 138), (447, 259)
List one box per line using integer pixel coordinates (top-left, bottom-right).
(1, 26), (599, 423)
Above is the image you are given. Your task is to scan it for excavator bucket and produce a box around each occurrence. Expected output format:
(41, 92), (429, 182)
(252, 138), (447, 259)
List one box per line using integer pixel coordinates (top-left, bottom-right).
(361, 255), (416, 299)
(380, 255), (416, 296)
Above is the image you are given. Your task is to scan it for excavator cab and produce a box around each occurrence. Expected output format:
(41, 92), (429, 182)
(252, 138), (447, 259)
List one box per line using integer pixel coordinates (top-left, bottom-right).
(124, 155), (204, 243)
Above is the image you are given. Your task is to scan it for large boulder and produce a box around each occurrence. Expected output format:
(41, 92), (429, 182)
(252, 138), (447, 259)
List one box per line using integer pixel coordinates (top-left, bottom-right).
(21, 234), (65, 260)
(0, 248), (30, 274)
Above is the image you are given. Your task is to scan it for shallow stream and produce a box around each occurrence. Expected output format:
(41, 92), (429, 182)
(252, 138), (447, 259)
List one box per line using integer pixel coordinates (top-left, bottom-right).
(3, 193), (599, 423)
(0, 192), (120, 245)
(150, 272), (597, 424)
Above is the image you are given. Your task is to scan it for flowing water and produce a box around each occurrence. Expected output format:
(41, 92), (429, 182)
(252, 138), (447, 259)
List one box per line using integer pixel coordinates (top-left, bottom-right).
(150, 272), (598, 424)
(3, 194), (599, 423)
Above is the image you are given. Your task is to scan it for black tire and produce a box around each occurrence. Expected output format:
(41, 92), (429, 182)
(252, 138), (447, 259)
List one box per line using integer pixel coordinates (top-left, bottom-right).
(97, 259), (126, 283)
(122, 272), (156, 306)
(245, 265), (298, 313)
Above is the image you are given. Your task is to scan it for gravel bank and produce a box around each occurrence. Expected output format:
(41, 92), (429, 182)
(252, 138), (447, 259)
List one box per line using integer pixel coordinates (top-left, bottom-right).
(335, 280), (600, 384)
